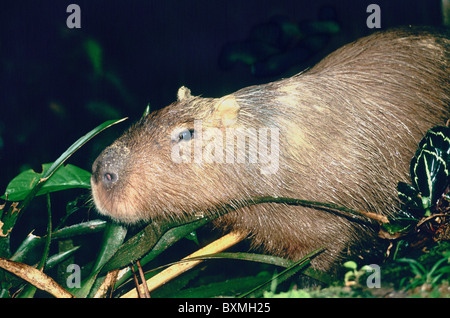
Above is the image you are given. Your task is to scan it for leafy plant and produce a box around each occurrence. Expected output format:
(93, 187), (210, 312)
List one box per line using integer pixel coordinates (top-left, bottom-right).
(398, 126), (450, 216)
(397, 250), (450, 292)
(343, 261), (374, 287)
(381, 126), (450, 240)
(0, 118), (127, 297)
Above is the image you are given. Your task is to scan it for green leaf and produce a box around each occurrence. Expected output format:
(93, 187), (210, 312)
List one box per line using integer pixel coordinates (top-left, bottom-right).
(107, 217), (214, 290)
(409, 126), (450, 209)
(2, 164), (91, 202)
(10, 233), (42, 263)
(184, 231), (200, 246)
(143, 252), (295, 279)
(423, 126), (450, 155)
(0, 118), (126, 237)
(397, 182), (422, 211)
(156, 270), (273, 298)
(45, 246), (80, 270)
(9, 220), (105, 269)
(410, 145), (448, 209)
(71, 222), (127, 298)
(84, 38), (103, 75)
(103, 216), (212, 274)
(2, 118), (127, 203)
(52, 219), (107, 240)
(397, 258), (426, 277)
(343, 261), (358, 270)
(239, 247), (324, 298)
(45, 118), (127, 180)
(428, 257), (449, 278)
(380, 220), (415, 236)
(142, 103), (151, 118)
(91, 223), (127, 275)
(182, 252), (295, 268)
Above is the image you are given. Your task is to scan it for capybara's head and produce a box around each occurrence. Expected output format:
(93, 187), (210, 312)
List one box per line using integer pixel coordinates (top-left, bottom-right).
(91, 86), (281, 224)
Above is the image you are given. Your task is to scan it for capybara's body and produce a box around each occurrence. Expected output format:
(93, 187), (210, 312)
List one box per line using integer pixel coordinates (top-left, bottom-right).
(91, 27), (450, 271)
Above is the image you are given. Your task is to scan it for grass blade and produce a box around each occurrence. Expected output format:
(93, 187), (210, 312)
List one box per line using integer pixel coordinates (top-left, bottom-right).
(71, 222), (127, 297)
(1, 118), (127, 237)
(238, 247), (325, 298)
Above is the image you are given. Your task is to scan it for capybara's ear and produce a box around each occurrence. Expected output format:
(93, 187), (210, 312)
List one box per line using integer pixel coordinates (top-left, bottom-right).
(211, 95), (241, 127)
(177, 86), (193, 101)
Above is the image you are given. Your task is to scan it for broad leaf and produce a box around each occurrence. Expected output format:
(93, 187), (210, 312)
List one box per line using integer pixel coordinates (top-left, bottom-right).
(2, 164), (91, 202)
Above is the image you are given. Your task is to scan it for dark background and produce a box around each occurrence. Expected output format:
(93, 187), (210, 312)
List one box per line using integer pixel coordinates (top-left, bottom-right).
(0, 0), (446, 229)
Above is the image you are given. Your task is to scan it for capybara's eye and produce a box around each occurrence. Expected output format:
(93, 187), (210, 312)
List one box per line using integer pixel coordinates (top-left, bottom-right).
(177, 129), (194, 142)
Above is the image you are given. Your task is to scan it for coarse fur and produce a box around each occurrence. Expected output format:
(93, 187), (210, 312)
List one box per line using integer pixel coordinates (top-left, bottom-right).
(91, 27), (450, 272)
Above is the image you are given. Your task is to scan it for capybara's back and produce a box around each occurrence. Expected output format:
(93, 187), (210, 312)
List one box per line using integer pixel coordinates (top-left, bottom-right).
(91, 27), (450, 272)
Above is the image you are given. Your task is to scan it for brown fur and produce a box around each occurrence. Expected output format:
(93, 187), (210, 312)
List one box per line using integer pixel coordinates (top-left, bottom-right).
(91, 27), (450, 271)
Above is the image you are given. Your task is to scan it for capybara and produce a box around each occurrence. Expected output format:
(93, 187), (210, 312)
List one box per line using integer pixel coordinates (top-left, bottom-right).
(91, 27), (449, 272)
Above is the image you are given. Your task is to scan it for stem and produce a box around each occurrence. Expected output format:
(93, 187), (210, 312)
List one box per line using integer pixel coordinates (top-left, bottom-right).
(38, 194), (52, 271)
(247, 196), (389, 224)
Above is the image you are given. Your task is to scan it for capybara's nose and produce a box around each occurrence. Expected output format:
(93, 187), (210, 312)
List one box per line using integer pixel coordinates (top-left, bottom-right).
(102, 170), (119, 185)
(91, 143), (129, 189)
(97, 168), (119, 187)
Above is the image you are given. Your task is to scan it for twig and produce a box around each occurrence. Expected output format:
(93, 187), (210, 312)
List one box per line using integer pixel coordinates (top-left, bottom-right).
(136, 260), (150, 298)
(93, 269), (119, 298)
(0, 257), (74, 298)
(416, 213), (447, 228)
